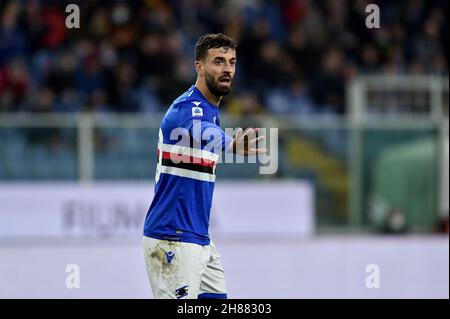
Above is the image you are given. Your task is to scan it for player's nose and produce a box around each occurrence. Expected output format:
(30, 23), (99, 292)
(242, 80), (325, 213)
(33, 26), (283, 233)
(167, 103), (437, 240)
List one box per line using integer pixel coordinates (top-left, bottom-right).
(223, 63), (233, 73)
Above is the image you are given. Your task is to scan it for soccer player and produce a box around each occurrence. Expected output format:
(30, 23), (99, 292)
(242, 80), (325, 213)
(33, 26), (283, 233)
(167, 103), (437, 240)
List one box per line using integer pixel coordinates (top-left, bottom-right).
(142, 33), (266, 299)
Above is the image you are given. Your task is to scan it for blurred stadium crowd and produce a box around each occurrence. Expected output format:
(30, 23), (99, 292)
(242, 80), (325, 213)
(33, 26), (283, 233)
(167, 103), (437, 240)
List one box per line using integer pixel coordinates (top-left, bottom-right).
(0, 0), (448, 116)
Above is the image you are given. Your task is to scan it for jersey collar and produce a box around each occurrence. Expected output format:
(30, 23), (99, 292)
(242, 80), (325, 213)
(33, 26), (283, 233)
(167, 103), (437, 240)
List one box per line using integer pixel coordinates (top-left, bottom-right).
(190, 85), (219, 110)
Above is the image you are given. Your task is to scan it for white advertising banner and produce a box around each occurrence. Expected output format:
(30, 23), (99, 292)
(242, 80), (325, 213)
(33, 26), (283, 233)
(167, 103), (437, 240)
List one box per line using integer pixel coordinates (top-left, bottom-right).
(0, 181), (314, 239)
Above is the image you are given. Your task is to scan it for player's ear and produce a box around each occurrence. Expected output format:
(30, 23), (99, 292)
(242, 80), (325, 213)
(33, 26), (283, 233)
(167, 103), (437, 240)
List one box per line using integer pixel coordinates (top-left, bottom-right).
(195, 60), (203, 76)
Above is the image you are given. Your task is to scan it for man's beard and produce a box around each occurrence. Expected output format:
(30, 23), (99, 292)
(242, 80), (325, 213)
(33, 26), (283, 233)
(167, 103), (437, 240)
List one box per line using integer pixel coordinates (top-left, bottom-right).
(204, 72), (232, 98)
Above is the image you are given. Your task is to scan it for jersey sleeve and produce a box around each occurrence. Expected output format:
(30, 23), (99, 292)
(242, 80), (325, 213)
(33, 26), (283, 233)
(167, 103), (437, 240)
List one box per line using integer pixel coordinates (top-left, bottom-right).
(198, 121), (234, 153)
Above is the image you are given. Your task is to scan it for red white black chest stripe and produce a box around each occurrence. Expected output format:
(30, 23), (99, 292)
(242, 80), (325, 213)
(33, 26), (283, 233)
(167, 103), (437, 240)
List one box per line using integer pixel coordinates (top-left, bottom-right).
(157, 143), (219, 182)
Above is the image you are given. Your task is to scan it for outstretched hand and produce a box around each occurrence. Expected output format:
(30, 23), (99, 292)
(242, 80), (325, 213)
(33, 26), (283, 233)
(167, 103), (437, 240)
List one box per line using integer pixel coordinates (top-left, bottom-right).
(231, 127), (267, 155)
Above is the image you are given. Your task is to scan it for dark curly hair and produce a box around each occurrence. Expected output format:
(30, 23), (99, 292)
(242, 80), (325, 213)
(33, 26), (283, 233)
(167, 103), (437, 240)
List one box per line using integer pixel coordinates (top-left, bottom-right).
(194, 33), (237, 61)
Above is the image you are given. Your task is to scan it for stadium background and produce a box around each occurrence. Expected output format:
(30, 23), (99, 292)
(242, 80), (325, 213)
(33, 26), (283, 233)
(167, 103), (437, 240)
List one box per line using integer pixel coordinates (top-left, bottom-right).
(0, 0), (448, 298)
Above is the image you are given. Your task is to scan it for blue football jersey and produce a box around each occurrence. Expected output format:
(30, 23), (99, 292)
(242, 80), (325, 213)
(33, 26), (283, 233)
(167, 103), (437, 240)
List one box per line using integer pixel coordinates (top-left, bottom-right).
(143, 85), (234, 245)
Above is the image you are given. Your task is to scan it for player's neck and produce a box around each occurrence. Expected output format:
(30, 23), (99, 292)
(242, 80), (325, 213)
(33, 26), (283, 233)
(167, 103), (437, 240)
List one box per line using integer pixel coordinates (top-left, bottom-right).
(194, 81), (221, 107)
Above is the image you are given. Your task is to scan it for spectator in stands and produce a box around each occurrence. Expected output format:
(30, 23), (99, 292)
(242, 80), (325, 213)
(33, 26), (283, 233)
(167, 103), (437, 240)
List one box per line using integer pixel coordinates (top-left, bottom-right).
(0, 0), (447, 115)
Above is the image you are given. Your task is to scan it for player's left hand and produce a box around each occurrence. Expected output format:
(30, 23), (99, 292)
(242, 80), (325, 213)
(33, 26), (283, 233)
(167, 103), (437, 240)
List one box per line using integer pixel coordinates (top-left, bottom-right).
(231, 127), (267, 155)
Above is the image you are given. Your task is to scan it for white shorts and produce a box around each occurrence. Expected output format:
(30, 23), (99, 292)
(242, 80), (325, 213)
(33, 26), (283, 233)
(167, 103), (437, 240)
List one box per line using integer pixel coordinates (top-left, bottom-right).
(143, 236), (227, 299)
